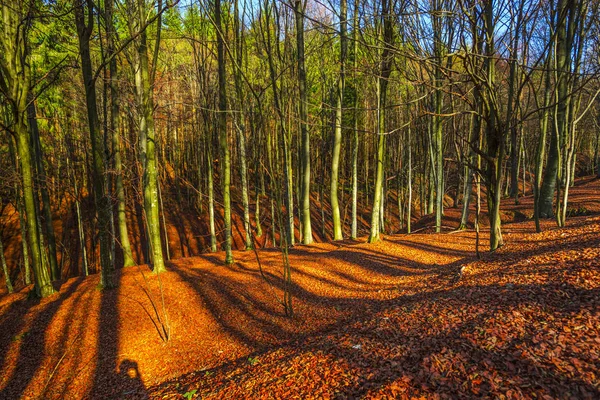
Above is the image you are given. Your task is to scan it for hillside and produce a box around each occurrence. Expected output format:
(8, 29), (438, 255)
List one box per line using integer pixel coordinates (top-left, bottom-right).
(0, 178), (598, 399)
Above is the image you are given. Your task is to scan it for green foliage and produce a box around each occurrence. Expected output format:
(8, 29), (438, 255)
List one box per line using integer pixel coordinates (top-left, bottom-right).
(182, 389), (197, 399)
(163, 6), (183, 34)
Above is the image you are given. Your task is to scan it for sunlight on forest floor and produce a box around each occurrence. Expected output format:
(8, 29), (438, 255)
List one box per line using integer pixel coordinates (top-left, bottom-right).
(0, 179), (599, 399)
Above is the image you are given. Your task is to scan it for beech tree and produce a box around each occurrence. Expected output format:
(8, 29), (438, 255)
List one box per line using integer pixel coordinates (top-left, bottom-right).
(1, 0), (55, 297)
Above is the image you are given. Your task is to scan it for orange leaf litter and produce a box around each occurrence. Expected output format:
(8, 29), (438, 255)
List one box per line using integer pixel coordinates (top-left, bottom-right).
(0, 178), (599, 399)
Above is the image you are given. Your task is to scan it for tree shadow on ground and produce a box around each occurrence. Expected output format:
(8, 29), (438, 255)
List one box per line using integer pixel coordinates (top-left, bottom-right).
(150, 281), (600, 398)
(153, 217), (599, 398)
(91, 270), (148, 399)
(0, 277), (84, 399)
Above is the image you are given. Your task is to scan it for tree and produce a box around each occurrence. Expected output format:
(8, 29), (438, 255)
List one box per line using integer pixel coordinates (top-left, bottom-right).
(369, 0), (394, 243)
(130, 0), (167, 272)
(73, 0), (116, 286)
(1, 0), (55, 297)
(294, 0), (313, 245)
(331, 0), (347, 241)
(350, 0), (360, 239)
(233, 0), (253, 250)
(215, 0), (234, 264)
(106, 0), (135, 267)
(27, 100), (60, 280)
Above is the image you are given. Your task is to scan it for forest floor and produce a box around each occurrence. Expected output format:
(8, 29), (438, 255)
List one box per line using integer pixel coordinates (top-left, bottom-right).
(0, 178), (599, 399)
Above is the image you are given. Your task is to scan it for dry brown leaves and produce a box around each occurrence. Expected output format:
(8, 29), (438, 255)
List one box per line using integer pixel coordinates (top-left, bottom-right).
(0, 180), (599, 399)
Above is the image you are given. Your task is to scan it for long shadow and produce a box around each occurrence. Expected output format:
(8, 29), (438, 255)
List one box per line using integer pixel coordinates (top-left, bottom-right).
(480, 228), (600, 269)
(387, 237), (475, 258)
(49, 279), (98, 398)
(91, 270), (147, 399)
(288, 244), (472, 283)
(149, 281), (600, 398)
(167, 207), (191, 258)
(167, 247), (465, 359)
(186, 208), (210, 255)
(169, 263), (289, 350)
(0, 277), (84, 399)
(0, 296), (34, 378)
(330, 282), (600, 398)
(151, 213), (599, 396)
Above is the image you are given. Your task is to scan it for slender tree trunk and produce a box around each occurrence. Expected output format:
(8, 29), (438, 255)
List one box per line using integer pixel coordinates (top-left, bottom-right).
(74, 0), (116, 286)
(559, 0), (587, 226)
(264, 0), (293, 246)
(158, 176), (171, 260)
(67, 155), (89, 276)
(233, 0), (253, 250)
(215, 0), (234, 263)
(331, 0), (347, 241)
(509, 125), (519, 199)
(133, 0), (166, 272)
(534, 47), (553, 231)
(27, 100), (59, 281)
(407, 120), (412, 234)
(433, 57), (444, 231)
(539, 0), (570, 219)
(350, 0), (359, 239)
(14, 183), (31, 285)
(254, 113), (263, 238)
(295, 0), (313, 244)
(475, 169), (481, 259)
(369, 0), (393, 243)
(107, 0), (135, 267)
(207, 135), (217, 252)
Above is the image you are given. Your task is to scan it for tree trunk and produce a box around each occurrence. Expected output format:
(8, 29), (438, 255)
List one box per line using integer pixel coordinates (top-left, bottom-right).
(74, 0), (115, 287)
(134, 0), (166, 272)
(295, 0), (313, 245)
(369, 0), (393, 243)
(215, 0), (234, 264)
(483, 0), (504, 251)
(15, 185), (31, 285)
(538, 0), (570, 219)
(350, 0), (359, 239)
(107, 0), (135, 267)
(27, 100), (59, 281)
(331, 0), (347, 241)
(407, 119), (412, 234)
(1, 2), (55, 297)
(233, 0), (253, 250)
(208, 134), (217, 252)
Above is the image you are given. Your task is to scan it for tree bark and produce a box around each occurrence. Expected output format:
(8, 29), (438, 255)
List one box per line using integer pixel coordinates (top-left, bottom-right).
(1, 2), (55, 297)
(369, 0), (393, 243)
(107, 0), (135, 267)
(331, 0), (347, 241)
(294, 0), (313, 244)
(27, 100), (60, 280)
(133, 0), (166, 272)
(74, 0), (115, 286)
(215, 0), (234, 264)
